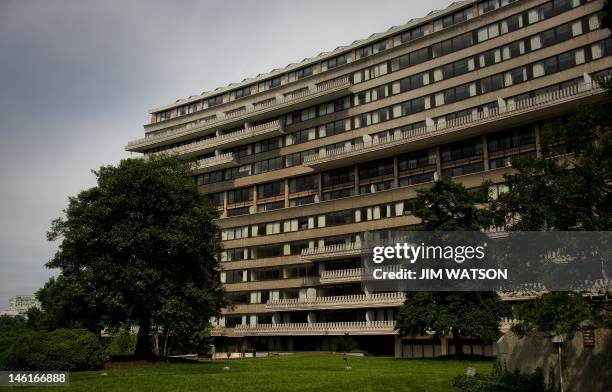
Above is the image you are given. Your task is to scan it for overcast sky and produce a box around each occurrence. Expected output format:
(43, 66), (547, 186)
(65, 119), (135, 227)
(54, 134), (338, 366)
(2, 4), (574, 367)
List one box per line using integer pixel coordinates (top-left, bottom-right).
(0, 0), (451, 309)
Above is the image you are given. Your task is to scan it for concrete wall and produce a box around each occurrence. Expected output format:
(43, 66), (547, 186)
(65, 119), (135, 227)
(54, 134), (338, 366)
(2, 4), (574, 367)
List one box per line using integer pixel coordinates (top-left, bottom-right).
(497, 329), (612, 391)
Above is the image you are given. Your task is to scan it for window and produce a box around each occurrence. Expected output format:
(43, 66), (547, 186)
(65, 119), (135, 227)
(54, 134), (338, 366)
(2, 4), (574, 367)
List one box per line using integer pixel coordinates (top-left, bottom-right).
(501, 14), (522, 34)
(322, 53), (350, 71)
(478, 0), (500, 15)
(323, 167), (354, 187)
(480, 74), (503, 93)
(176, 103), (197, 116)
(502, 41), (525, 60)
(258, 181), (284, 199)
(258, 76), (282, 92)
(288, 65), (316, 82)
(230, 85), (253, 100)
(504, 67), (527, 86)
(155, 110), (171, 122)
(204, 95), (224, 108)
(433, 7), (473, 32)
(289, 174), (318, 193)
(228, 188), (252, 204)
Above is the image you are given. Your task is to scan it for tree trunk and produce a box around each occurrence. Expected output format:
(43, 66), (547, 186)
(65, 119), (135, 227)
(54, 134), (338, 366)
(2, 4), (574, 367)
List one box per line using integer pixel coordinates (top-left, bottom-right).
(135, 317), (152, 358)
(454, 329), (464, 359)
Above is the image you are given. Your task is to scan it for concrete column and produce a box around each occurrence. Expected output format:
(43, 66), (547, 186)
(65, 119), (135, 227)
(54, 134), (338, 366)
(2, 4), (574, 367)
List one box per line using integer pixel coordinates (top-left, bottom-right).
(318, 263), (325, 275)
(317, 172), (323, 202)
(307, 312), (317, 324)
(272, 313), (281, 325)
(284, 179), (289, 208)
(440, 336), (449, 356)
(535, 123), (542, 158)
(252, 186), (257, 212)
(483, 134), (490, 171)
(366, 310), (375, 323)
(393, 155), (399, 188)
(435, 145), (442, 179)
(223, 191), (228, 217)
(306, 287), (317, 298)
(241, 315), (247, 326)
(394, 336), (403, 358)
(354, 165), (360, 195)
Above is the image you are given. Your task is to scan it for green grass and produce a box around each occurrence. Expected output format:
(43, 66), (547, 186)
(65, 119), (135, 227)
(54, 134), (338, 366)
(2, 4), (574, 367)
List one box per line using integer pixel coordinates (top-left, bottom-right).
(6, 355), (493, 392)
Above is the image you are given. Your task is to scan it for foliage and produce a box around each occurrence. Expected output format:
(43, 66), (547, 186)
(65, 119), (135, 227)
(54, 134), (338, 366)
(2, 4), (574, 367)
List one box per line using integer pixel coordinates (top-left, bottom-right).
(107, 328), (136, 357)
(489, 105), (611, 336)
(453, 360), (554, 392)
(396, 292), (511, 347)
(491, 104), (611, 231)
(1, 328), (104, 371)
(397, 176), (509, 356)
(45, 156), (225, 357)
(0, 315), (26, 332)
(415, 176), (492, 231)
(336, 335), (358, 352)
(511, 292), (595, 339)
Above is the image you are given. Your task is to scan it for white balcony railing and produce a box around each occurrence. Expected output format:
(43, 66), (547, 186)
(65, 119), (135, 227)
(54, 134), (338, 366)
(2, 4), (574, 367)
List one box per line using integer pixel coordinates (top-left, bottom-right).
(265, 292), (405, 310)
(232, 321), (397, 336)
(148, 120), (282, 157)
(301, 242), (362, 260)
(127, 76), (350, 151)
(191, 153), (237, 173)
(320, 268), (364, 283)
(304, 81), (604, 166)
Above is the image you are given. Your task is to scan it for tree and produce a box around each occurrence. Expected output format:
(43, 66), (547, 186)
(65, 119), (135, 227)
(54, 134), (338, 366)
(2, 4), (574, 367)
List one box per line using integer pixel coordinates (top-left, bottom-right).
(489, 105), (611, 336)
(511, 292), (598, 339)
(46, 156), (225, 357)
(491, 104), (611, 231)
(415, 176), (492, 231)
(395, 176), (511, 357)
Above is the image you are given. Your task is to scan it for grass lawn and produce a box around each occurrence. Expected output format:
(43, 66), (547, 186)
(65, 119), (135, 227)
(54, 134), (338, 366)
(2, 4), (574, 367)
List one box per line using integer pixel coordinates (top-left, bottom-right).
(6, 355), (493, 392)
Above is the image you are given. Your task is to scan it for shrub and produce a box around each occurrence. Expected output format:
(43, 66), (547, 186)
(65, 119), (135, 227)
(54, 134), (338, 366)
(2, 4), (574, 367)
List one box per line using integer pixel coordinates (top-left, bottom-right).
(337, 335), (358, 352)
(106, 328), (136, 357)
(452, 360), (554, 392)
(2, 328), (104, 371)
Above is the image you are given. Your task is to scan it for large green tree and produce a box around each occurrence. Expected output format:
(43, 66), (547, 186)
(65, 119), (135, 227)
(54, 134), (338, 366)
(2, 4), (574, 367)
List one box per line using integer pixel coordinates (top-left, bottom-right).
(395, 177), (511, 357)
(491, 104), (611, 231)
(45, 156), (225, 357)
(490, 104), (612, 336)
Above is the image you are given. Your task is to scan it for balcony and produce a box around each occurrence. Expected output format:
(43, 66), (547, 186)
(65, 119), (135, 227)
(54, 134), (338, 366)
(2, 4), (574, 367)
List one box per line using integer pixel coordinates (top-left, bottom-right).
(265, 292), (405, 311)
(191, 153), (238, 174)
(127, 77), (351, 153)
(229, 321), (397, 336)
(149, 120), (283, 158)
(320, 268), (364, 284)
(301, 242), (362, 261)
(303, 81), (606, 169)
(319, 265), (402, 284)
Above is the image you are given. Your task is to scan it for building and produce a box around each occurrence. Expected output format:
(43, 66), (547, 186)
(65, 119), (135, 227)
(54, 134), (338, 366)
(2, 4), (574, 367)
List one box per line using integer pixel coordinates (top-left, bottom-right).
(0, 295), (39, 317)
(126, 0), (612, 356)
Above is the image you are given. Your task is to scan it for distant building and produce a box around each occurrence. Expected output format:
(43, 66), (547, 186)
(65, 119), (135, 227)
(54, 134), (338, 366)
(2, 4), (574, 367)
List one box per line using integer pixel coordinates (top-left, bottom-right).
(0, 295), (39, 317)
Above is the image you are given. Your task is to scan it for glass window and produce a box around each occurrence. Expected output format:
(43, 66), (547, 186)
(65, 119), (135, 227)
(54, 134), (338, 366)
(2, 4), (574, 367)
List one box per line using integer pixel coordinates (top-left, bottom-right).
(532, 62), (545, 78)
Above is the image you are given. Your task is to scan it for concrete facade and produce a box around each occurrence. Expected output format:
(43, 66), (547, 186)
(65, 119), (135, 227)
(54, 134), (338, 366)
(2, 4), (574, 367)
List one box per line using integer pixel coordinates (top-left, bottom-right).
(127, 0), (612, 353)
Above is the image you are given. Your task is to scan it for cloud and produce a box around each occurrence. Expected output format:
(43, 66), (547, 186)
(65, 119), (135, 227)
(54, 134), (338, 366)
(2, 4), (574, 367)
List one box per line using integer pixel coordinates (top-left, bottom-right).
(0, 0), (451, 307)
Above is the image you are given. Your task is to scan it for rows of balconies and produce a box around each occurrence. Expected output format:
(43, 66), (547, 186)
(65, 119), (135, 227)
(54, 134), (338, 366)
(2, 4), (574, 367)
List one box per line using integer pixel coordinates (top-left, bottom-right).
(211, 321), (397, 337)
(134, 79), (604, 175)
(265, 292), (405, 311)
(127, 77), (351, 152)
(150, 120), (283, 158)
(303, 81), (605, 169)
